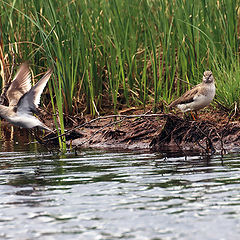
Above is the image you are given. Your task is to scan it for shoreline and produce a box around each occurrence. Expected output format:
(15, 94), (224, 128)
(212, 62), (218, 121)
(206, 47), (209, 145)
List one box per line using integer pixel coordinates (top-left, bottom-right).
(47, 110), (240, 154)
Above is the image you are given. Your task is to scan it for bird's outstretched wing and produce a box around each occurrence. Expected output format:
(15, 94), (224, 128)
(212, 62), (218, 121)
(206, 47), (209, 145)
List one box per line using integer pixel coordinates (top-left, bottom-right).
(17, 68), (53, 114)
(6, 62), (32, 106)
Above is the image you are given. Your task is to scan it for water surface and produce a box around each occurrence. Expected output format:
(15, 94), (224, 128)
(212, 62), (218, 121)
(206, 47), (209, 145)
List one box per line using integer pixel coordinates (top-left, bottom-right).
(0, 128), (240, 239)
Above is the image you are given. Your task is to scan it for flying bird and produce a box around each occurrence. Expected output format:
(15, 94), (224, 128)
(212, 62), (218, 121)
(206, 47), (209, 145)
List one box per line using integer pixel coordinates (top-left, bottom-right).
(169, 71), (215, 118)
(0, 63), (52, 131)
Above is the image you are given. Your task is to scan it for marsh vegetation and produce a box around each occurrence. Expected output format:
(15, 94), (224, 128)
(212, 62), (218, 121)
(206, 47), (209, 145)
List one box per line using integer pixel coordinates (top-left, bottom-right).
(0, 0), (239, 150)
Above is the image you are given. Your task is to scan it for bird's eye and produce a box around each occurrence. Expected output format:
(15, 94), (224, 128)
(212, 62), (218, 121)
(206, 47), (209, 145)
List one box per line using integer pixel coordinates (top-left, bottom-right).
(205, 73), (212, 78)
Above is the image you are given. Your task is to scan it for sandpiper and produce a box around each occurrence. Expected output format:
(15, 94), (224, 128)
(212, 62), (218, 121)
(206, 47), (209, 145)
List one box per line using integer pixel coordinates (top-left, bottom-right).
(169, 71), (215, 117)
(0, 63), (52, 131)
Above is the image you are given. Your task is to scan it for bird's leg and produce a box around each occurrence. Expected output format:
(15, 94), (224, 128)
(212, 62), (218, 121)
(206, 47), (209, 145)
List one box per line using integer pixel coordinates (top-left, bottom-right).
(29, 128), (42, 144)
(194, 110), (198, 120)
(190, 111), (198, 121)
(183, 112), (195, 121)
(28, 128), (44, 144)
(28, 128), (54, 152)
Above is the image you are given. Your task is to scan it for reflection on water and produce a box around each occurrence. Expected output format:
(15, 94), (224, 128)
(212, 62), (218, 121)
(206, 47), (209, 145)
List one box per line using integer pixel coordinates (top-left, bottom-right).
(0, 123), (39, 152)
(0, 126), (240, 239)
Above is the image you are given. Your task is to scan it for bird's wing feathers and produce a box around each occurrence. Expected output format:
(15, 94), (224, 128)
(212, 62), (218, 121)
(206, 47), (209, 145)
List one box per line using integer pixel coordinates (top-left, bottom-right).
(169, 84), (201, 107)
(17, 68), (53, 114)
(6, 63), (32, 106)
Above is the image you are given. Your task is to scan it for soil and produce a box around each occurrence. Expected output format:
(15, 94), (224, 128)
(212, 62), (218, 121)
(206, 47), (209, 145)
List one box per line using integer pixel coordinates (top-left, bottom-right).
(43, 108), (240, 154)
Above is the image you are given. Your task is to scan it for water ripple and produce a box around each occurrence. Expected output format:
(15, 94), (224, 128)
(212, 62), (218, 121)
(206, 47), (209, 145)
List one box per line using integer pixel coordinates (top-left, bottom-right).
(0, 149), (240, 239)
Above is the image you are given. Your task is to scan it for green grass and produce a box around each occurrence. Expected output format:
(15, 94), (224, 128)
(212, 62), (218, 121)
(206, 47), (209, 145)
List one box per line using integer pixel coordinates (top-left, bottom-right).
(0, 0), (239, 142)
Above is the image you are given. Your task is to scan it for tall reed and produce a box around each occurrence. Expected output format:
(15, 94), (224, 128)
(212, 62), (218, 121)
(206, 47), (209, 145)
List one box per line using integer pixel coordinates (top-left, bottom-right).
(0, 0), (239, 125)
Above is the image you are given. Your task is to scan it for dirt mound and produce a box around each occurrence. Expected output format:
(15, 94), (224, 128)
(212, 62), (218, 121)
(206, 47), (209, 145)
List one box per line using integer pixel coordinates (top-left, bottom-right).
(42, 111), (240, 154)
(150, 114), (240, 153)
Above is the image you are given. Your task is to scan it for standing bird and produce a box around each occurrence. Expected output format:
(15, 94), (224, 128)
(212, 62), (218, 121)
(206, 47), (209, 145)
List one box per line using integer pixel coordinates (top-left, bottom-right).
(0, 63), (52, 131)
(169, 71), (215, 118)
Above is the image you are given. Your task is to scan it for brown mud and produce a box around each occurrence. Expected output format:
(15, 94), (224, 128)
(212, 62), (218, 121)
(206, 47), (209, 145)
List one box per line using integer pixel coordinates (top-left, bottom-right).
(43, 109), (240, 154)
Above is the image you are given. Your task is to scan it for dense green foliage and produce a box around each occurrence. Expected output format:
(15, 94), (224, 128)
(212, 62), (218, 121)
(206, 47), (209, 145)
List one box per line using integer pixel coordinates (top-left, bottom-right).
(0, 0), (239, 115)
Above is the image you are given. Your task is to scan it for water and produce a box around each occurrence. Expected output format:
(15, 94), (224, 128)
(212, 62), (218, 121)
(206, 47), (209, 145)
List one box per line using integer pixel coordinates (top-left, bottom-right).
(0, 129), (240, 239)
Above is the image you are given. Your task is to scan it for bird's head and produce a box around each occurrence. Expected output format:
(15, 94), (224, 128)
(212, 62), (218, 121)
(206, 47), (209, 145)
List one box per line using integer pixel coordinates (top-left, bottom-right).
(203, 71), (214, 83)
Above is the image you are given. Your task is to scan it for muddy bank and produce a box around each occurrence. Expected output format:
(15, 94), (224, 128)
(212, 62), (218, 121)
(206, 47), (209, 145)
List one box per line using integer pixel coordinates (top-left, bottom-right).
(44, 110), (240, 154)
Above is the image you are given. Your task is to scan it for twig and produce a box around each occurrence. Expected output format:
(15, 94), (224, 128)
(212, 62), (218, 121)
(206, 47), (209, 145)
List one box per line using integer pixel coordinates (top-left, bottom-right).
(217, 109), (236, 156)
(193, 122), (215, 154)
